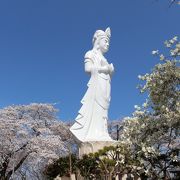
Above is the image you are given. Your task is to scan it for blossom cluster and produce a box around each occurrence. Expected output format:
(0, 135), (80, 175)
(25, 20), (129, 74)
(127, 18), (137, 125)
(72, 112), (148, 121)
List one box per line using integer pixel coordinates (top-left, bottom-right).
(119, 37), (180, 178)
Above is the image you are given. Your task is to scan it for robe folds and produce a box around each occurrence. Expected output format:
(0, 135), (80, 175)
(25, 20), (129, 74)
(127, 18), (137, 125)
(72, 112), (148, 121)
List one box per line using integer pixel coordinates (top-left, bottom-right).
(70, 50), (113, 142)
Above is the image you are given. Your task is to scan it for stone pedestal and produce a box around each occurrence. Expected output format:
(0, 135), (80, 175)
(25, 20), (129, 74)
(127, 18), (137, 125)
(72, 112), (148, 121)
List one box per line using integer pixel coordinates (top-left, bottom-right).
(78, 141), (117, 158)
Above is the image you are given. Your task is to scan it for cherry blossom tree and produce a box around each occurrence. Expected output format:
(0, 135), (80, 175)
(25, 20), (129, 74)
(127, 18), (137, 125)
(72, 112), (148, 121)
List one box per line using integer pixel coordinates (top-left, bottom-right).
(0, 103), (71, 180)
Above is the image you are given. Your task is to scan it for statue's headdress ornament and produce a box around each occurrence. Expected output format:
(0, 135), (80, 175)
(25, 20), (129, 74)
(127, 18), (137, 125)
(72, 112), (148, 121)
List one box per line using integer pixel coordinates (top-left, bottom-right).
(92, 27), (111, 45)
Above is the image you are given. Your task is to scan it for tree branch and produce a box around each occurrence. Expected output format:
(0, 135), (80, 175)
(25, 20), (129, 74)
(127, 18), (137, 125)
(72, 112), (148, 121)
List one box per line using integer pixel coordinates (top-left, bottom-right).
(6, 151), (32, 180)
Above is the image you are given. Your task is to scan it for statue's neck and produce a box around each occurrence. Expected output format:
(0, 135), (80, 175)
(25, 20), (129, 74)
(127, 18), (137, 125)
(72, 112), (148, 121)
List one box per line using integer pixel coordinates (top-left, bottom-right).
(93, 48), (105, 57)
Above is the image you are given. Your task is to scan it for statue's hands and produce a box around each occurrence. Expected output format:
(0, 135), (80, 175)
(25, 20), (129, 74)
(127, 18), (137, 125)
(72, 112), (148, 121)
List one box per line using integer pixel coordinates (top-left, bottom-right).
(98, 65), (109, 74)
(98, 64), (114, 74)
(109, 63), (114, 74)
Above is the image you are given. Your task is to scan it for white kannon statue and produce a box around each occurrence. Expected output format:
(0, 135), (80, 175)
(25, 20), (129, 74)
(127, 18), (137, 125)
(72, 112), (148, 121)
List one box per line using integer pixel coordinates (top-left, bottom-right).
(70, 27), (114, 142)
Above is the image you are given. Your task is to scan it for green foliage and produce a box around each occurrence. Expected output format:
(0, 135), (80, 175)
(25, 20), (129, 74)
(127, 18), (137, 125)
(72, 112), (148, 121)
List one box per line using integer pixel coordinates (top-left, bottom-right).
(77, 154), (99, 179)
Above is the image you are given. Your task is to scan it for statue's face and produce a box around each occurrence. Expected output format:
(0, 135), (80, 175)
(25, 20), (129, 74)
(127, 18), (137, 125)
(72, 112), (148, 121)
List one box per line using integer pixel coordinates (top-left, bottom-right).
(98, 37), (109, 53)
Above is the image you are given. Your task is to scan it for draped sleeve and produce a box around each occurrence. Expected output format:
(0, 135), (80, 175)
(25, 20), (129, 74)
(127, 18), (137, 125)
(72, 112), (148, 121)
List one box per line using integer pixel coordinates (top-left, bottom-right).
(84, 51), (93, 63)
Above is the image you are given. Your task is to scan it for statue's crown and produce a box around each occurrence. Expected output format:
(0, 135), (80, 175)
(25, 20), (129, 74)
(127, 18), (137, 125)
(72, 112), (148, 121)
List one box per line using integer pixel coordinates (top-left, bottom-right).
(93, 27), (111, 44)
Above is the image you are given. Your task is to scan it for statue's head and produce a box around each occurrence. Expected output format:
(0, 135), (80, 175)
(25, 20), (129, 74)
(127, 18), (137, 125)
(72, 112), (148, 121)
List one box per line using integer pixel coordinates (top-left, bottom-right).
(92, 27), (111, 54)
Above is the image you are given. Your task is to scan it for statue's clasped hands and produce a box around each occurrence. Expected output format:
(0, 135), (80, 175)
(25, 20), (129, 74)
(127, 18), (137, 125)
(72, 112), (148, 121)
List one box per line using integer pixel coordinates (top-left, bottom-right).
(97, 63), (114, 74)
(109, 63), (114, 74)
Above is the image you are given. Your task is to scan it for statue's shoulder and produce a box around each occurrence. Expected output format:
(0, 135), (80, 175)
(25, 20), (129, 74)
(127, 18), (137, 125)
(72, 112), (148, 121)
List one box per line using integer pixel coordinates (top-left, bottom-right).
(84, 50), (95, 59)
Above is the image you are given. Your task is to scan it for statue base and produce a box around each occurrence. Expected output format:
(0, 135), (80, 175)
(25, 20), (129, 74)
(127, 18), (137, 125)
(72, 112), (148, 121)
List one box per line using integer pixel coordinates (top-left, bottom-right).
(78, 141), (117, 158)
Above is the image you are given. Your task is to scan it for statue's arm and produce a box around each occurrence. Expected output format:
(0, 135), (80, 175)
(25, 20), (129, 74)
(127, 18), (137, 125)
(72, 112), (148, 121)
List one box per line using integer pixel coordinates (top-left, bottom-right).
(84, 60), (94, 73)
(84, 51), (98, 73)
(84, 51), (110, 74)
(85, 59), (110, 74)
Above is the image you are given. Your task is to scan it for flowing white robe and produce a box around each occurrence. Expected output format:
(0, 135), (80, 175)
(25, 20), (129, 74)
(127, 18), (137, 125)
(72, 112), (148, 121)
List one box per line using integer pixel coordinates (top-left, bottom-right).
(70, 50), (113, 142)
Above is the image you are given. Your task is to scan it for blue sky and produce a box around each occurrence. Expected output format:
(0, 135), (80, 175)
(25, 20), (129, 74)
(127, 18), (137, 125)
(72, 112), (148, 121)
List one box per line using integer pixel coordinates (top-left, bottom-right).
(0, 0), (179, 121)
